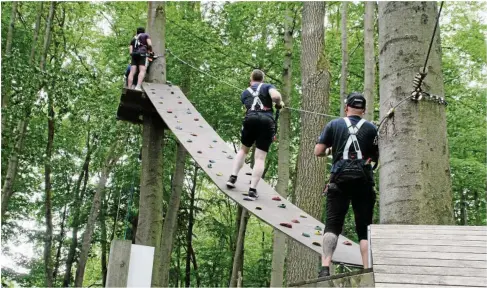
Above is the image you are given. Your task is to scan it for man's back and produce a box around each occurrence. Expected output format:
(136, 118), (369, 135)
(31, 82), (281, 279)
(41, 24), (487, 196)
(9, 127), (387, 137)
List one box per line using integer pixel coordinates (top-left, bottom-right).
(240, 83), (275, 114)
(131, 33), (150, 53)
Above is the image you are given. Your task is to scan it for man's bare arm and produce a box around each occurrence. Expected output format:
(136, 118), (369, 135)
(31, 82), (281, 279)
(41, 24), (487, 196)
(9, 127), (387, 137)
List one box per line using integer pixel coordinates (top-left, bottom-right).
(147, 38), (153, 51)
(314, 143), (329, 157)
(269, 88), (282, 104)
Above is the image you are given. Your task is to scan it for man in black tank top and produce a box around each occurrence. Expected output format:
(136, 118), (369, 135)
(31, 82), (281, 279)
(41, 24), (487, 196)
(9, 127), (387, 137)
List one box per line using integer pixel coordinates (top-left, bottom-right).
(314, 92), (379, 276)
(226, 70), (284, 199)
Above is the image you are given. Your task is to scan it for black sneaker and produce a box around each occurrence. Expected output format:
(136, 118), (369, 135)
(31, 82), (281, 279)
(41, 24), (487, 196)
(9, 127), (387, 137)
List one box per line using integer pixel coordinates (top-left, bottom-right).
(248, 188), (258, 199)
(226, 175), (237, 188)
(318, 266), (330, 278)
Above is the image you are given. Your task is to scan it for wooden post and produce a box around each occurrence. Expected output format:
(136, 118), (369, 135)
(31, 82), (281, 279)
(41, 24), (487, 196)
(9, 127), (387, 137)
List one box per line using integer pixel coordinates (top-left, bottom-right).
(106, 240), (132, 287)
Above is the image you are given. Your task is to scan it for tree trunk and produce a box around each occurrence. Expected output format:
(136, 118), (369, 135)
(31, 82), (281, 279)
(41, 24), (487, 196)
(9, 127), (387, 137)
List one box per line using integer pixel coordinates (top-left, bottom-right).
(1, 1), (18, 109)
(378, 2), (453, 224)
(53, 202), (68, 286)
(185, 164), (198, 287)
(339, 2), (348, 117)
(136, 3), (166, 286)
(1, 1), (48, 222)
(63, 142), (91, 287)
(286, 2), (329, 284)
(159, 142), (187, 287)
(74, 143), (120, 287)
(363, 1), (376, 121)
(100, 193), (108, 287)
(190, 245), (201, 287)
(270, 4), (294, 287)
(230, 209), (249, 287)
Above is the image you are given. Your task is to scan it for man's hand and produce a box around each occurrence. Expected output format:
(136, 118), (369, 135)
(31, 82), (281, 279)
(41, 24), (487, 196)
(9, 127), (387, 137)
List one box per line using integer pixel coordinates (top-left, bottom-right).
(275, 102), (285, 110)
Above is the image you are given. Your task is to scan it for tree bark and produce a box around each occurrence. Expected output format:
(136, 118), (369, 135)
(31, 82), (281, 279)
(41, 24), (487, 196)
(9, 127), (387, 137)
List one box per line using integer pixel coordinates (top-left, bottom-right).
(378, 1), (453, 224)
(53, 202), (68, 286)
(159, 142), (187, 287)
(74, 142), (120, 287)
(230, 209), (249, 288)
(185, 164), (198, 287)
(1, 1), (47, 222)
(100, 193), (108, 287)
(286, 2), (329, 284)
(1, 1), (18, 109)
(339, 2), (348, 117)
(63, 141), (91, 287)
(135, 3), (166, 286)
(363, 1), (376, 121)
(270, 4), (294, 287)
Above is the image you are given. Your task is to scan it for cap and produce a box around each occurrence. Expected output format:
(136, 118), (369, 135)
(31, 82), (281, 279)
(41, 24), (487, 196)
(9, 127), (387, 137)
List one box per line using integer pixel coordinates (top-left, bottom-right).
(345, 92), (366, 109)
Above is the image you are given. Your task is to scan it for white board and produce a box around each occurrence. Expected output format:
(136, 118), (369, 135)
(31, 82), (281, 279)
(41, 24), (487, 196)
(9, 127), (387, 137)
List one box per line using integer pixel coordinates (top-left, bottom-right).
(127, 244), (154, 287)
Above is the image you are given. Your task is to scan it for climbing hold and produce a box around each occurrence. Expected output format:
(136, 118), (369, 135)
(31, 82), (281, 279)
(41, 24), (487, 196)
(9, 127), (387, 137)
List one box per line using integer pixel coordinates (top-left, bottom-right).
(177, 96), (181, 99)
(255, 207), (262, 210)
(315, 226), (322, 231)
(227, 155), (233, 160)
(194, 118), (199, 121)
(278, 204), (286, 209)
(291, 219), (300, 224)
(176, 126), (182, 130)
(222, 151), (227, 154)
(167, 109), (173, 113)
(197, 150), (202, 154)
(216, 172), (223, 176)
(187, 111), (192, 114)
(191, 133), (197, 137)
(302, 233), (310, 238)
(245, 172), (252, 176)
(199, 125), (204, 128)
(160, 96), (163, 99)
(280, 223), (292, 228)
(152, 92), (156, 94)
(300, 214), (307, 218)
(178, 101), (182, 104)
(312, 242), (321, 247)
(159, 101), (163, 104)
(243, 196), (255, 201)
(174, 115), (177, 118)
(343, 240), (352, 246)
(171, 91), (174, 94)
(314, 231), (322, 236)
(177, 120), (181, 123)
(209, 160), (215, 163)
(209, 145), (214, 148)
(242, 193), (249, 196)
(213, 140), (217, 143)
(187, 139), (192, 143)
(272, 196), (281, 201)
(207, 164), (212, 168)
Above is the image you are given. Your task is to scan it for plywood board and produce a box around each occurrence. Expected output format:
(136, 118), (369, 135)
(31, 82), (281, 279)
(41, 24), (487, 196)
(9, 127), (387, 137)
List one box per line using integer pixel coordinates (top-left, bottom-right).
(374, 273), (486, 287)
(370, 224), (487, 231)
(372, 257), (487, 268)
(142, 83), (362, 266)
(373, 265), (487, 277)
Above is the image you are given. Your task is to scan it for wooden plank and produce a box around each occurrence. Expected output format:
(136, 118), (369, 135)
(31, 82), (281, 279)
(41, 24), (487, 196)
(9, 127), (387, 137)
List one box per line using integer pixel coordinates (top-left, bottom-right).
(373, 244), (485, 254)
(371, 238), (486, 247)
(376, 284), (476, 288)
(374, 264), (487, 277)
(374, 251), (487, 261)
(106, 240), (132, 288)
(374, 273), (487, 287)
(371, 228), (487, 236)
(371, 232), (486, 241)
(370, 224), (487, 231)
(373, 256), (487, 268)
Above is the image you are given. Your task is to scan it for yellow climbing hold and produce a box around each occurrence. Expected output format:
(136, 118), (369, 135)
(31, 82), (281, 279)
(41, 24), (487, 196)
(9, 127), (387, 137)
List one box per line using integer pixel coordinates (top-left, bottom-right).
(216, 172), (223, 176)
(314, 231), (322, 235)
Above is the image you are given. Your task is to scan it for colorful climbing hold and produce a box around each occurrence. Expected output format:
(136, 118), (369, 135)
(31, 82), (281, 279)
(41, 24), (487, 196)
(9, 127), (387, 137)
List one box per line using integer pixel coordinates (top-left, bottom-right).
(194, 118), (199, 121)
(178, 101), (182, 104)
(209, 160), (215, 163)
(280, 223), (292, 228)
(177, 120), (181, 123)
(314, 231), (322, 236)
(207, 164), (212, 168)
(187, 139), (192, 143)
(343, 240), (352, 246)
(176, 126), (182, 130)
(272, 196), (281, 201)
(291, 219), (300, 224)
(171, 91), (174, 94)
(222, 151), (227, 154)
(312, 242), (321, 247)
(174, 115), (177, 118)
(245, 172), (252, 176)
(197, 150), (202, 154)
(216, 172), (223, 176)
(199, 125), (204, 128)
(227, 155), (233, 159)
(167, 109), (173, 113)
(159, 101), (163, 104)
(177, 96), (181, 98)
(278, 204), (286, 209)
(302, 233), (310, 238)
(187, 111), (192, 114)
(255, 207), (262, 210)
(191, 133), (197, 137)
(209, 145), (213, 148)
(315, 226), (322, 231)
(300, 214), (307, 218)
(213, 140), (217, 143)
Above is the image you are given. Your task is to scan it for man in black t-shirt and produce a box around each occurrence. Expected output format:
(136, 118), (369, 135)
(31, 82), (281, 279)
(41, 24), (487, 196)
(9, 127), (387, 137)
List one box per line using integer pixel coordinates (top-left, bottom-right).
(314, 92), (378, 277)
(226, 70), (283, 199)
(127, 27), (152, 91)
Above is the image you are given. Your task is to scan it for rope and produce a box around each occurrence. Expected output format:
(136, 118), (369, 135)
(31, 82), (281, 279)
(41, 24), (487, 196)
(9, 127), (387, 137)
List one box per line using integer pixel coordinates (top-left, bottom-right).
(423, 1), (444, 74)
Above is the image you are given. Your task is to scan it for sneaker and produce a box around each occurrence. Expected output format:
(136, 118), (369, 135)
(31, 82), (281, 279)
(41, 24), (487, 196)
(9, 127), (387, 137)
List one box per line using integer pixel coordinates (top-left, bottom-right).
(131, 85), (136, 89)
(248, 188), (258, 199)
(226, 175), (237, 188)
(318, 266), (330, 278)
(135, 85), (142, 91)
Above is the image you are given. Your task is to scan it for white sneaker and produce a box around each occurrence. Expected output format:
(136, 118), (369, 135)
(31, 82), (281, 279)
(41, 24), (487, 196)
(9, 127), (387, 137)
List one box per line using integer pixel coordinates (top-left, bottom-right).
(130, 85), (136, 89)
(135, 85), (142, 91)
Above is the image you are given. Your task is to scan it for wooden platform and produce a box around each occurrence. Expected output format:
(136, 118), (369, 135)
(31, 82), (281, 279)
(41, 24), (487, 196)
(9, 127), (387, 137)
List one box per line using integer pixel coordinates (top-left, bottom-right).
(116, 88), (155, 124)
(289, 269), (374, 287)
(127, 82), (363, 266)
(370, 224), (487, 288)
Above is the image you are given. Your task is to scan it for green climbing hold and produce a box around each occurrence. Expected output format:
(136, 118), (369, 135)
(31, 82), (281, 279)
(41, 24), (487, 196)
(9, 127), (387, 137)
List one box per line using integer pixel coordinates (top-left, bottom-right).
(315, 226), (322, 231)
(302, 233), (310, 238)
(207, 164), (212, 168)
(213, 140), (217, 143)
(187, 139), (192, 143)
(209, 160), (215, 163)
(278, 204), (286, 209)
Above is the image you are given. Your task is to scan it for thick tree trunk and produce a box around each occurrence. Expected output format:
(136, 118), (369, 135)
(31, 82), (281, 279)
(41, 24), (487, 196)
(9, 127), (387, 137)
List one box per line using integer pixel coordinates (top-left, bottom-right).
(100, 195), (108, 287)
(185, 164), (198, 287)
(1, 1), (48, 222)
(270, 5), (294, 287)
(159, 142), (187, 287)
(339, 2), (348, 117)
(230, 209), (249, 287)
(378, 2), (453, 224)
(63, 143), (91, 287)
(74, 143), (120, 287)
(1, 1), (18, 109)
(286, 2), (329, 284)
(53, 202), (68, 286)
(136, 3), (166, 286)
(363, 1), (376, 121)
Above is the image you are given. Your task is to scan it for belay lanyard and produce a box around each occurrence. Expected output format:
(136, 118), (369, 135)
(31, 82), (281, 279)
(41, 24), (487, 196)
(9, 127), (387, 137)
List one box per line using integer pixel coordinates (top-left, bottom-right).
(273, 109), (280, 141)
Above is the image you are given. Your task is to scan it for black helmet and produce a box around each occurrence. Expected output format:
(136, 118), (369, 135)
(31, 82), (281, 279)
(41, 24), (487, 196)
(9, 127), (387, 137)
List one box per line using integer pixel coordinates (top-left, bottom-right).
(345, 92), (366, 109)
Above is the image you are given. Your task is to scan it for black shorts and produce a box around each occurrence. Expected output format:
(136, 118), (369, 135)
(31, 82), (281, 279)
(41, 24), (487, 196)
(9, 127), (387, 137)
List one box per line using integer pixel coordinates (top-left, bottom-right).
(241, 112), (275, 152)
(324, 174), (376, 241)
(131, 54), (148, 67)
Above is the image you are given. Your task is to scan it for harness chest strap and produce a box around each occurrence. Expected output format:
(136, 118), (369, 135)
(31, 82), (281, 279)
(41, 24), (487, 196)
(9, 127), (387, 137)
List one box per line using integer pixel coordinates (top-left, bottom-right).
(343, 117), (366, 160)
(247, 83), (268, 111)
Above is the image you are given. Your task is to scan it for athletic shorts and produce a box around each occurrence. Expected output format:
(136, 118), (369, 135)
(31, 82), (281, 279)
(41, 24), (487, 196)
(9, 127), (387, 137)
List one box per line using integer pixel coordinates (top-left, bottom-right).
(324, 174), (376, 240)
(240, 112), (275, 152)
(131, 54), (148, 67)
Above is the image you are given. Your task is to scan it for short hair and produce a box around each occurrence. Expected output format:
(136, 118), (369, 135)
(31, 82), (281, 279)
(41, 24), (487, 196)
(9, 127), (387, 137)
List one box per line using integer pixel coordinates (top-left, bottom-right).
(136, 27), (145, 34)
(251, 69), (265, 82)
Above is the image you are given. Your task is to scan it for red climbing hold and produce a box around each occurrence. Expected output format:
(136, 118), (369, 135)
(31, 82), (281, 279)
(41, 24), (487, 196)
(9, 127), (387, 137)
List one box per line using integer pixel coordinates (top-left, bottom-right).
(272, 196), (281, 201)
(291, 219), (300, 224)
(280, 223), (292, 228)
(167, 109), (173, 113)
(191, 133), (197, 137)
(197, 150), (202, 154)
(343, 240), (352, 246)
(178, 101), (182, 104)
(194, 118), (199, 121)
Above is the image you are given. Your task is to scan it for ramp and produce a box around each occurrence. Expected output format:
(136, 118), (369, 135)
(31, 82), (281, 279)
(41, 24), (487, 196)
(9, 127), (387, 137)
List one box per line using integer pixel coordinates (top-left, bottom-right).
(370, 224), (487, 288)
(138, 82), (362, 266)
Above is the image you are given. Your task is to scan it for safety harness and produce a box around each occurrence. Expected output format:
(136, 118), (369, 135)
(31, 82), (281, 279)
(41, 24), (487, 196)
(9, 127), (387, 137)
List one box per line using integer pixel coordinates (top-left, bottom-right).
(247, 83), (270, 111)
(342, 117), (366, 160)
